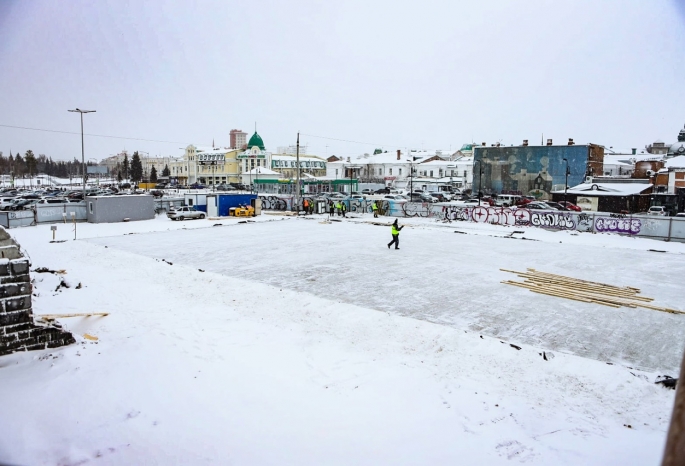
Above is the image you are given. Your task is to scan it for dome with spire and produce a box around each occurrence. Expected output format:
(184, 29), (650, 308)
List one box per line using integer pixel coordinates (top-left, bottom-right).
(247, 132), (266, 150)
(678, 123), (685, 143)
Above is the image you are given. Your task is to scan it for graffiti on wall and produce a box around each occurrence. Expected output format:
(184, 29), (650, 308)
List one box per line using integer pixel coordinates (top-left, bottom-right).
(594, 217), (641, 235)
(256, 196), (648, 237)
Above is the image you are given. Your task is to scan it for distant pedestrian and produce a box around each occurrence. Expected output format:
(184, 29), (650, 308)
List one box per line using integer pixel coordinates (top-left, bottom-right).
(336, 201), (342, 216)
(341, 201), (347, 218)
(387, 219), (403, 249)
(303, 198), (309, 215)
(329, 201), (334, 218)
(372, 201), (379, 218)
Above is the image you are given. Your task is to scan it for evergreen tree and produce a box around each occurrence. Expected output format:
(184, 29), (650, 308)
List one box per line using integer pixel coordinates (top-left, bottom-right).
(162, 164), (170, 177)
(25, 150), (37, 177)
(130, 151), (143, 182)
(117, 170), (123, 182)
(150, 165), (158, 182)
(14, 154), (25, 176)
(122, 154), (130, 180)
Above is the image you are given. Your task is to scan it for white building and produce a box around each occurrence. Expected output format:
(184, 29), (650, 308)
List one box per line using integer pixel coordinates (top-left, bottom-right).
(326, 148), (474, 191)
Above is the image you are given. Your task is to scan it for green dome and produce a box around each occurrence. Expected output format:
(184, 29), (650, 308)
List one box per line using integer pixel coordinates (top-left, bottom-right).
(247, 132), (265, 150)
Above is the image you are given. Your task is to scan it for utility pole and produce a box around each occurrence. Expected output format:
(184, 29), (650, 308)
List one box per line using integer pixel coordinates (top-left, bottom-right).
(296, 132), (300, 214)
(68, 108), (96, 202)
(563, 158), (569, 207)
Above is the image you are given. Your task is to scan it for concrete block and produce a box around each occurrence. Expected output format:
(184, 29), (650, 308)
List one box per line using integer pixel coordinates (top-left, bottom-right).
(4, 297), (30, 313)
(0, 310), (31, 326)
(10, 260), (29, 276)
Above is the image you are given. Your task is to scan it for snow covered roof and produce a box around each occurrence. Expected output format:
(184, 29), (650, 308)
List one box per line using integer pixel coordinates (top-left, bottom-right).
(271, 154), (324, 162)
(669, 142), (685, 156)
(196, 147), (234, 155)
(556, 182), (652, 196)
(664, 155), (685, 168)
(246, 167), (281, 176)
(603, 155), (635, 167)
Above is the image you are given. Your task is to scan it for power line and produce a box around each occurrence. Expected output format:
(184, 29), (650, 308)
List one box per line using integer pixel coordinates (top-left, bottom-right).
(0, 123), (200, 146)
(300, 132), (403, 149)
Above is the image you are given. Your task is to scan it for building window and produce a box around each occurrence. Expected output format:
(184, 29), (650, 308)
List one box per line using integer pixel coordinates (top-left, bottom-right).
(389, 168), (393, 175)
(335, 169), (338, 176)
(464, 170), (467, 177)
(430, 171), (434, 177)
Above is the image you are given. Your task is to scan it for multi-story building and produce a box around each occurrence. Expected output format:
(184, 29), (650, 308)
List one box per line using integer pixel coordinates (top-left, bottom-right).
(326, 148), (469, 191)
(230, 129), (248, 150)
(168, 145), (241, 186)
(473, 139), (604, 198)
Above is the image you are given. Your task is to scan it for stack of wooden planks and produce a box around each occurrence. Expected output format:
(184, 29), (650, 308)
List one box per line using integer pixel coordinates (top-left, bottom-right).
(501, 268), (683, 315)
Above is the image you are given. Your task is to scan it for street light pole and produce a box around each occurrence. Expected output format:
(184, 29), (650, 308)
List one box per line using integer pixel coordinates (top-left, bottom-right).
(563, 158), (569, 207)
(68, 108), (95, 201)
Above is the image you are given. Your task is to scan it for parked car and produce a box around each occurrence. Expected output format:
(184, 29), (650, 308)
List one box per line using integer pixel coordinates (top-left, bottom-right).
(526, 201), (554, 210)
(154, 183), (168, 189)
(361, 189), (374, 195)
(429, 193), (449, 202)
(8, 199), (39, 211)
(543, 201), (568, 211)
(558, 201), (581, 212)
(675, 212), (685, 217)
(494, 194), (521, 207)
(189, 183), (206, 189)
(167, 206), (206, 221)
(648, 206), (668, 216)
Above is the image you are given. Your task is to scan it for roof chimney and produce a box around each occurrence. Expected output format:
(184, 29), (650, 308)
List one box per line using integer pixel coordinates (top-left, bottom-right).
(481, 142), (486, 147)
(522, 139), (529, 146)
(632, 148), (637, 155)
(496, 142), (501, 147)
(546, 139), (553, 146)
(568, 138), (574, 146)
(397, 149), (401, 161)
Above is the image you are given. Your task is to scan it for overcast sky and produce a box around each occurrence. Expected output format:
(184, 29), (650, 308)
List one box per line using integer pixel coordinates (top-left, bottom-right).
(0, 0), (684, 162)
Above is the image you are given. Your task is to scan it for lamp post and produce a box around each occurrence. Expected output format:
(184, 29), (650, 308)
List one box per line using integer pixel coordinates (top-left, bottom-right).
(68, 108), (95, 201)
(406, 157), (416, 198)
(562, 158), (570, 207)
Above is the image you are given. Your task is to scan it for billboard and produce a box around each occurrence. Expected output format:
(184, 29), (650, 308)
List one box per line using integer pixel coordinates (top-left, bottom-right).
(473, 145), (596, 199)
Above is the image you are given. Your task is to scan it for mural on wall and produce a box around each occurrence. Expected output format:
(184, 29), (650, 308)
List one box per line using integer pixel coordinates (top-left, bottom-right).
(473, 145), (590, 199)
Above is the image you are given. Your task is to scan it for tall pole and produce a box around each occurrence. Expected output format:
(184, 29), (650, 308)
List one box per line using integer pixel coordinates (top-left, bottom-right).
(565, 159), (570, 208)
(296, 132), (300, 214)
(68, 108), (95, 201)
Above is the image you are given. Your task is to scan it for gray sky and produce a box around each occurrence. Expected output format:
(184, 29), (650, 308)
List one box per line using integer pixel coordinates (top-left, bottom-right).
(1, 0), (684, 162)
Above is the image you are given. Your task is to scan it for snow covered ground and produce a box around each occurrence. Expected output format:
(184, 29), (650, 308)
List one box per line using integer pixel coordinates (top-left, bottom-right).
(0, 212), (682, 465)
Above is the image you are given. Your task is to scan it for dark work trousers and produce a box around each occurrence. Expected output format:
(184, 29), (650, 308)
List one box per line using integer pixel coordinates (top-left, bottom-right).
(388, 234), (399, 249)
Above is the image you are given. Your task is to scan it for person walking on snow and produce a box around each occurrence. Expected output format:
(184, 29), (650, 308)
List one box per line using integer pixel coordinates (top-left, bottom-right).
(341, 201), (347, 218)
(387, 219), (403, 249)
(372, 201), (379, 218)
(303, 198), (309, 215)
(335, 201), (342, 216)
(328, 201), (334, 218)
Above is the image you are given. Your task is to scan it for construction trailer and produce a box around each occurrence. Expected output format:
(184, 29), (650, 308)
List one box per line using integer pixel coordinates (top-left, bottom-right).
(206, 193), (258, 217)
(86, 195), (155, 223)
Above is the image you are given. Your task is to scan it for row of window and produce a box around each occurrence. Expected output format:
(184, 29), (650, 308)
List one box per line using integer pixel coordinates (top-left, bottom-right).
(272, 160), (325, 168)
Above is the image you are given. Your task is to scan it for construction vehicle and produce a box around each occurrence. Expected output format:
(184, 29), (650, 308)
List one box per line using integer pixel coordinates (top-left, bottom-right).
(229, 204), (254, 217)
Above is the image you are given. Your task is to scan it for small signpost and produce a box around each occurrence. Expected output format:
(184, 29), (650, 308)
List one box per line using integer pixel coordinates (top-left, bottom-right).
(50, 225), (57, 241)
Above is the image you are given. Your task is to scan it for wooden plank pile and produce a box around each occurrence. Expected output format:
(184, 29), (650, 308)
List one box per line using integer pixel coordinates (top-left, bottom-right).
(501, 268), (684, 315)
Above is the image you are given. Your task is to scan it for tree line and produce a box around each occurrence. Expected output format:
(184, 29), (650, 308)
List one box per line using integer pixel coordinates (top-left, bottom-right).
(0, 150), (171, 184)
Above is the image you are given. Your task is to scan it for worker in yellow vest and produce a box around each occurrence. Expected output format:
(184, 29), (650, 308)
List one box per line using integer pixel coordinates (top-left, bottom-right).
(372, 201), (379, 218)
(387, 219), (404, 249)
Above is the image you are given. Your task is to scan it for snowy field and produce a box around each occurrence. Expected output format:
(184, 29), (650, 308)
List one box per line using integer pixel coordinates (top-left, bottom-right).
(0, 212), (683, 465)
